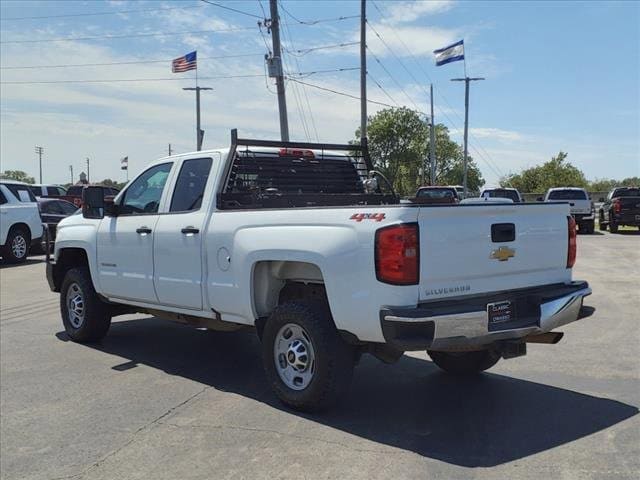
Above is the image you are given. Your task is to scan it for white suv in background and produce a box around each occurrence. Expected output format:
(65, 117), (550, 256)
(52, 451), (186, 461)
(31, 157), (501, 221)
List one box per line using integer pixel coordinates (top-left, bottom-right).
(0, 181), (44, 263)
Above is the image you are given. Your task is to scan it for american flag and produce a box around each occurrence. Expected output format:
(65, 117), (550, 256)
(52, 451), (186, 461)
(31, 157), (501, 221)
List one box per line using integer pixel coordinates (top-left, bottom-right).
(172, 51), (197, 73)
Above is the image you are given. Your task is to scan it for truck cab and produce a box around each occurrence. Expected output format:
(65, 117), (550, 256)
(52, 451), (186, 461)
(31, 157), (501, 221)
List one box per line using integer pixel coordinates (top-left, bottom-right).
(543, 187), (595, 234)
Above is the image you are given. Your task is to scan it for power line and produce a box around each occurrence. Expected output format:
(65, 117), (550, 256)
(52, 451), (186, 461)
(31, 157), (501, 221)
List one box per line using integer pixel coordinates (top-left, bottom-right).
(0, 3), (203, 21)
(367, 46), (422, 112)
(0, 26), (255, 44)
(287, 78), (396, 109)
(200, 0), (264, 20)
(278, 3), (359, 26)
(367, 72), (400, 107)
(0, 53), (265, 70)
(286, 67), (360, 78)
(369, 1), (506, 181)
(1, 68), (356, 86)
(280, 3), (319, 141)
(1, 74), (265, 85)
(283, 41), (359, 57)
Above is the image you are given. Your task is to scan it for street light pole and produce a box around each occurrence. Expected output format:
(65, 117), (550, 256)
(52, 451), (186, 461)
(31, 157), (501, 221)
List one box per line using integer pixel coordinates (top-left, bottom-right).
(35, 146), (44, 183)
(183, 86), (212, 151)
(451, 76), (484, 197)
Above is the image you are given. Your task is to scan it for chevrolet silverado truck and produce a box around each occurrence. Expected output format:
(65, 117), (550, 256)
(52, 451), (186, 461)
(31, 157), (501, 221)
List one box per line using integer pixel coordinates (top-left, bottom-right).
(46, 131), (594, 411)
(598, 186), (640, 233)
(543, 187), (595, 234)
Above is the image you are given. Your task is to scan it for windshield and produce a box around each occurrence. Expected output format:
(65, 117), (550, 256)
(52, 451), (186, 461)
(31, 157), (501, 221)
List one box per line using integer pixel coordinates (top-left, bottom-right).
(483, 189), (520, 202)
(613, 188), (640, 197)
(548, 190), (587, 200)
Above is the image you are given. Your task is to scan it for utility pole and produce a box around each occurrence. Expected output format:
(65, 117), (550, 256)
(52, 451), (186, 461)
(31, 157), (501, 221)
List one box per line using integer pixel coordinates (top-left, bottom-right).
(168, 143), (172, 156)
(429, 84), (436, 185)
(86, 157), (90, 183)
(268, 0), (289, 141)
(35, 146), (44, 183)
(451, 76), (484, 197)
(69, 165), (73, 184)
(183, 86), (212, 151)
(360, 0), (367, 147)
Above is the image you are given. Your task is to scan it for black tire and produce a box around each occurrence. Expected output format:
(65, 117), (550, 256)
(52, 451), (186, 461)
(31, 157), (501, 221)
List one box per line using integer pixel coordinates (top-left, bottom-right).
(262, 301), (355, 412)
(609, 217), (619, 233)
(1, 227), (30, 263)
(60, 267), (112, 343)
(427, 349), (500, 375)
(598, 212), (606, 231)
(582, 221), (595, 234)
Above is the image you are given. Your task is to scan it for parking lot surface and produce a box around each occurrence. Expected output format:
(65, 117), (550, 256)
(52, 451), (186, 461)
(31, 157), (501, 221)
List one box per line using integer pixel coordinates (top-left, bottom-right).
(1, 230), (639, 480)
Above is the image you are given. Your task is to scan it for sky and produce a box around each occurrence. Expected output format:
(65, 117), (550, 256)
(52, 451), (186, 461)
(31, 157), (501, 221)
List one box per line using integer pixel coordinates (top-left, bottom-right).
(1, 0), (638, 187)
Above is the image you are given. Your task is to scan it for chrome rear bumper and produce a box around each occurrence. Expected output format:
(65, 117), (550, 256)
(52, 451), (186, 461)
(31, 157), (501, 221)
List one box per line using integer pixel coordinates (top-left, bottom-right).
(380, 282), (593, 351)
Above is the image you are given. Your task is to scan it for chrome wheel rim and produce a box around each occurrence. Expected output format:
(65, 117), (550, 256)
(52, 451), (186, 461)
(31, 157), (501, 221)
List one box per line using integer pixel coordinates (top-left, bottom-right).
(11, 234), (27, 258)
(274, 323), (316, 391)
(66, 283), (85, 328)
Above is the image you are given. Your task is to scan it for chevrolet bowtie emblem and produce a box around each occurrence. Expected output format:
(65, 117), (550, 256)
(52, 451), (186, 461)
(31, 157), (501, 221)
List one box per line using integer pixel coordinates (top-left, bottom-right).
(490, 246), (516, 262)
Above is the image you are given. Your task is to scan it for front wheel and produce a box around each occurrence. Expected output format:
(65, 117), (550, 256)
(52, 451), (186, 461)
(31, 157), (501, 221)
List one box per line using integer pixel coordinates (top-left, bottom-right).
(60, 267), (112, 342)
(427, 349), (500, 375)
(262, 301), (355, 412)
(2, 227), (30, 263)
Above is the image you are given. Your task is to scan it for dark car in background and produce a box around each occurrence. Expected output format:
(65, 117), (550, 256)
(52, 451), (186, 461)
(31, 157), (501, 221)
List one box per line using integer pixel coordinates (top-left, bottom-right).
(413, 186), (460, 204)
(37, 198), (78, 248)
(598, 187), (640, 233)
(60, 185), (119, 208)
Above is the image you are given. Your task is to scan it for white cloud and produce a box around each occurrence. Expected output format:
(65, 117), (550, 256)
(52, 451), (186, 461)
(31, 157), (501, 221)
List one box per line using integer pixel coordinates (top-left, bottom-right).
(380, 1), (455, 25)
(448, 127), (531, 143)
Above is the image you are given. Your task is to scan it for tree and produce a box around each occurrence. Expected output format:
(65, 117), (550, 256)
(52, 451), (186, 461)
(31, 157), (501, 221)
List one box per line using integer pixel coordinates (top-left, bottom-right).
(97, 178), (126, 190)
(0, 170), (35, 184)
(500, 151), (588, 192)
(355, 108), (484, 195)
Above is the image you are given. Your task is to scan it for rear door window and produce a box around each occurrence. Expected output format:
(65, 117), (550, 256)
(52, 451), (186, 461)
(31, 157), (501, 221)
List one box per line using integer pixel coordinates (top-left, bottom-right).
(170, 158), (213, 212)
(41, 201), (63, 214)
(4, 183), (37, 202)
(58, 201), (78, 214)
(31, 186), (43, 196)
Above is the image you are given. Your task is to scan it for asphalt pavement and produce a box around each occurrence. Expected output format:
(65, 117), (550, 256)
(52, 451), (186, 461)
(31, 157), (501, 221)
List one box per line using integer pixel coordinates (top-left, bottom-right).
(1, 229), (639, 479)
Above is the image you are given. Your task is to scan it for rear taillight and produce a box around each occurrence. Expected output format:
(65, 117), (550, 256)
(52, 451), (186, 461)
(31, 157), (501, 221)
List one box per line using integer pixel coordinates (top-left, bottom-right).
(375, 223), (419, 285)
(613, 199), (622, 214)
(567, 216), (577, 268)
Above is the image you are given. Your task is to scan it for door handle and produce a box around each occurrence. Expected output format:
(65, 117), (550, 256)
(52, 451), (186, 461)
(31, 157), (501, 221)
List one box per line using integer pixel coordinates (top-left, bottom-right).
(136, 226), (152, 235)
(181, 226), (199, 235)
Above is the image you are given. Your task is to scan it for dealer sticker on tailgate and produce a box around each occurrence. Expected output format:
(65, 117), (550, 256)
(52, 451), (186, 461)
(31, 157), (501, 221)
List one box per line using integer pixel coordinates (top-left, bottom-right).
(487, 300), (513, 325)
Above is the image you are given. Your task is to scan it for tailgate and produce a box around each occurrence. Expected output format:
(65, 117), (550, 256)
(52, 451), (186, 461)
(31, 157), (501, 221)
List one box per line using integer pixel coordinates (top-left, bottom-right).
(619, 197), (640, 212)
(417, 203), (572, 302)
(568, 199), (592, 215)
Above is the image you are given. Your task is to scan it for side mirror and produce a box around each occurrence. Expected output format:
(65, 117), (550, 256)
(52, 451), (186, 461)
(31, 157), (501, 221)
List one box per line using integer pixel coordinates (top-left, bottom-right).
(536, 196), (543, 202)
(82, 186), (105, 219)
(598, 197), (605, 202)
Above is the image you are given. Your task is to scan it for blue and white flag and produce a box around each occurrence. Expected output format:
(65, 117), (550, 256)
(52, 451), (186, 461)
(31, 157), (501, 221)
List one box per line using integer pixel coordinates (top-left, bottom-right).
(433, 40), (464, 66)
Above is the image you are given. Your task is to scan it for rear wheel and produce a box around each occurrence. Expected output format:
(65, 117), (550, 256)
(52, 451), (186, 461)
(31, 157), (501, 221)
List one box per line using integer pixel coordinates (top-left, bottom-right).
(581, 221), (595, 234)
(609, 215), (619, 233)
(262, 301), (355, 412)
(60, 267), (112, 342)
(427, 349), (500, 375)
(2, 227), (30, 263)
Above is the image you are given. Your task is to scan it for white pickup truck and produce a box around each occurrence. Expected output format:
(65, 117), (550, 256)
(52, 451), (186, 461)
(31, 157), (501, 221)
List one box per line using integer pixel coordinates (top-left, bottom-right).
(543, 187), (595, 234)
(46, 132), (594, 411)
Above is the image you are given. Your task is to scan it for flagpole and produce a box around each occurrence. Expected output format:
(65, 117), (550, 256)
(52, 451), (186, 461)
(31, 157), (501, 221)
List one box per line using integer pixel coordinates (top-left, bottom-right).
(181, 52), (211, 151)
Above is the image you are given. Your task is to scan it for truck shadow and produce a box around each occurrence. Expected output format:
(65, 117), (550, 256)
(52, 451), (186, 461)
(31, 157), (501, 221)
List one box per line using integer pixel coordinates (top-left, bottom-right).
(56, 317), (638, 468)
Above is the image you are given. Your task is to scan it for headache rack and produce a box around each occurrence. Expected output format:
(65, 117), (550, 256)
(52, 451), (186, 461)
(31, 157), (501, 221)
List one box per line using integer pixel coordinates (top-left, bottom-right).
(217, 129), (399, 210)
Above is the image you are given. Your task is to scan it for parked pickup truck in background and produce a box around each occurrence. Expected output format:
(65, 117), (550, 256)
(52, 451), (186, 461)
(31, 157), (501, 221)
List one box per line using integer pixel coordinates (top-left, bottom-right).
(480, 187), (524, 203)
(46, 131), (594, 411)
(412, 186), (460, 204)
(598, 186), (640, 233)
(61, 184), (119, 208)
(543, 187), (595, 234)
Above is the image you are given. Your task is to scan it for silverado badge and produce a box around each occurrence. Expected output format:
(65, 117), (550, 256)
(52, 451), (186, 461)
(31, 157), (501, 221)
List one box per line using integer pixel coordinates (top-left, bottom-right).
(490, 246), (516, 262)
